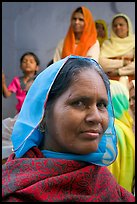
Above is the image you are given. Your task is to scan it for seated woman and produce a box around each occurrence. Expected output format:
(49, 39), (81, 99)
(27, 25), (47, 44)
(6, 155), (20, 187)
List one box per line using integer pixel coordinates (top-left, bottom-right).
(2, 56), (134, 202)
(95, 19), (108, 47)
(107, 80), (135, 194)
(53, 6), (100, 62)
(99, 13), (135, 88)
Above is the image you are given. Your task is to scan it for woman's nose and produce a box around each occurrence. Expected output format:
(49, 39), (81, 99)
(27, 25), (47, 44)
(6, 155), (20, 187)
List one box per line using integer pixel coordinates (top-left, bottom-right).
(75, 19), (80, 24)
(115, 24), (121, 29)
(85, 106), (102, 124)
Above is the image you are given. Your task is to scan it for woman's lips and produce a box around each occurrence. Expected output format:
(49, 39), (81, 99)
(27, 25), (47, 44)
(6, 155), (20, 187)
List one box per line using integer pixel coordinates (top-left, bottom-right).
(80, 131), (100, 140)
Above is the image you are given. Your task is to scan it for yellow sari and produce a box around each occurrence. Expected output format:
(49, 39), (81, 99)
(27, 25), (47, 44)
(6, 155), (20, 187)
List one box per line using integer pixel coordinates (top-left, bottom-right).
(107, 80), (135, 193)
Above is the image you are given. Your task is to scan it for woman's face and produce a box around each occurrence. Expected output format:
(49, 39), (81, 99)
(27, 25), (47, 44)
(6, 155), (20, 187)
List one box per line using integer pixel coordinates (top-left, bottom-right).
(112, 17), (128, 38)
(96, 23), (106, 38)
(21, 55), (39, 74)
(45, 69), (109, 155)
(71, 12), (85, 34)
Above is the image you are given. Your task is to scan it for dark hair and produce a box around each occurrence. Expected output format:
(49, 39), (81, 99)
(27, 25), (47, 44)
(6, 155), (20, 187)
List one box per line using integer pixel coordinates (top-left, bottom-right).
(47, 57), (109, 108)
(112, 15), (128, 26)
(46, 59), (53, 67)
(73, 7), (83, 14)
(95, 22), (105, 30)
(20, 52), (40, 66)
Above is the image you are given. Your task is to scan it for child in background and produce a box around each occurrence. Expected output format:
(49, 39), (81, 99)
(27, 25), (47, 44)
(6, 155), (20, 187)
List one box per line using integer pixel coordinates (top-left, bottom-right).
(2, 52), (40, 163)
(2, 52), (40, 113)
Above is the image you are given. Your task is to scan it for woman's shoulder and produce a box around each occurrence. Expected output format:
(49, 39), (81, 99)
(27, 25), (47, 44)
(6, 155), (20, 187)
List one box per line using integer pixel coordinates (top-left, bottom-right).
(9, 76), (20, 84)
(11, 76), (20, 80)
(56, 38), (64, 47)
(87, 40), (100, 50)
(101, 38), (111, 46)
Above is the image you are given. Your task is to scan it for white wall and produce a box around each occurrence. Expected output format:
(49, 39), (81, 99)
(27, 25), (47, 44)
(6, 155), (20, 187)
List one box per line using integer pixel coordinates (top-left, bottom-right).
(2, 2), (135, 118)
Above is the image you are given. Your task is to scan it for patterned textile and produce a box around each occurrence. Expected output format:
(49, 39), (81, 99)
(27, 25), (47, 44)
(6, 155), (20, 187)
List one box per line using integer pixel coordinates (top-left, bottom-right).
(62, 6), (97, 58)
(107, 80), (135, 192)
(2, 147), (135, 202)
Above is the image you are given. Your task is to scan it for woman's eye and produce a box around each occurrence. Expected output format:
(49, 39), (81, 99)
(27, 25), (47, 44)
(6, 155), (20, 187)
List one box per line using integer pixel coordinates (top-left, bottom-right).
(97, 102), (107, 109)
(72, 100), (85, 108)
(30, 60), (35, 64)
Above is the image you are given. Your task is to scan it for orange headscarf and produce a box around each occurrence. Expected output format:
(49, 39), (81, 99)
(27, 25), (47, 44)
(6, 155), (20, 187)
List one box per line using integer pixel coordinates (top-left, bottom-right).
(62, 6), (97, 58)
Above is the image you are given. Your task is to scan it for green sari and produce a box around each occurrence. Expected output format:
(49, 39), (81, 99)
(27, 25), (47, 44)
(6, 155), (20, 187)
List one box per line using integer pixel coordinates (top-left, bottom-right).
(107, 80), (135, 193)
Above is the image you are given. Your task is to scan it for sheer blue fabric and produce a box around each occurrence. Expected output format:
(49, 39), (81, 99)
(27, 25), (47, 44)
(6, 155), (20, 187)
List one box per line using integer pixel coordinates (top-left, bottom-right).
(11, 55), (117, 166)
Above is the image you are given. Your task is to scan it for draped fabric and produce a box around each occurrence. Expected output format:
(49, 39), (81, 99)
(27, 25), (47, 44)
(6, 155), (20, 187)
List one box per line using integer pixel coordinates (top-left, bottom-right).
(62, 6), (97, 58)
(2, 147), (135, 202)
(107, 80), (135, 193)
(10, 55), (117, 166)
(100, 13), (135, 58)
(95, 19), (108, 47)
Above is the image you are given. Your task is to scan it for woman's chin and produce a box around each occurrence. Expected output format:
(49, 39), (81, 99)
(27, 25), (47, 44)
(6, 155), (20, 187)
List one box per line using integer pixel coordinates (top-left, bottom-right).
(73, 146), (99, 155)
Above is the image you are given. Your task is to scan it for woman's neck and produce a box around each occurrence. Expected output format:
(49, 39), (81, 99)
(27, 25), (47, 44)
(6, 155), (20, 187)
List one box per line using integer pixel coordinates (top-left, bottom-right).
(24, 72), (35, 78)
(23, 72), (36, 82)
(74, 32), (82, 44)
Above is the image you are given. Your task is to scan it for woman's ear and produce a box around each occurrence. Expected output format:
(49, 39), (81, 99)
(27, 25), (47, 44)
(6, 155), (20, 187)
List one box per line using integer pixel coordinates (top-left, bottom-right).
(36, 65), (40, 72)
(38, 115), (46, 133)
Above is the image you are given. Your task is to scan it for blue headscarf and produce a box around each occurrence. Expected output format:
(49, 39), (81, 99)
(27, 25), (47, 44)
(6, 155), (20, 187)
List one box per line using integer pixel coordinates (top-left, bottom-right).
(11, 55), (117, 166)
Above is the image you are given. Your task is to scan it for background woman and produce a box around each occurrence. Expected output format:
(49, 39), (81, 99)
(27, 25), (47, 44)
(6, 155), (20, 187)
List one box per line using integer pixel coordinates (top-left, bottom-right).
(95, 19), (108, 47)
(99, 13), (135, 88)
(53, 6), (99, 62)
(107, 80), (135, 193)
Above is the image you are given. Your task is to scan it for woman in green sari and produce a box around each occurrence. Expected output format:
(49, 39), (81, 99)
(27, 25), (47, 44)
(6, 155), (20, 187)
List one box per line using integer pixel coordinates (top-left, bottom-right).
(107, 80), (135, 193)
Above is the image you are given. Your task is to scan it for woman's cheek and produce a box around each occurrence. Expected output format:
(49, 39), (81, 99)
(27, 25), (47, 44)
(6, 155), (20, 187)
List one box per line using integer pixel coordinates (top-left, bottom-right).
(102, 112), (109, 131)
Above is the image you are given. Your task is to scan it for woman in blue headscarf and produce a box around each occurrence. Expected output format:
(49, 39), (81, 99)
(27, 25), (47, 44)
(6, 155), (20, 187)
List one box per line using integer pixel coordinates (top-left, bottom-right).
(2, 55), (134, 202)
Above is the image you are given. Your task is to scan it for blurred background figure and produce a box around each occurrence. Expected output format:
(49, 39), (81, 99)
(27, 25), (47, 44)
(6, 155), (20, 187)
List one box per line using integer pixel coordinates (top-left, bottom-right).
(53, 6), (100, 62)
(128, 80), (135, 134)
(2, 52), (40, 114)
(107, 80), (135, 194)
(95, 19), (108, 47)
(2, 52), (40, 164)
(99, 13), (135, 88)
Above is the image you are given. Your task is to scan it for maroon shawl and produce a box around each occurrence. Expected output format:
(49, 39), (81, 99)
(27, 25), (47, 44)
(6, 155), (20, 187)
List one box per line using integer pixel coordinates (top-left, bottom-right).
(2, 147), (135, 202)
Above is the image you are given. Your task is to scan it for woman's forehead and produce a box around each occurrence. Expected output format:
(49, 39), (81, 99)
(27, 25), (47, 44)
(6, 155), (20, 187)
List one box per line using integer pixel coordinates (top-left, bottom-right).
(70, 69), (106, 91)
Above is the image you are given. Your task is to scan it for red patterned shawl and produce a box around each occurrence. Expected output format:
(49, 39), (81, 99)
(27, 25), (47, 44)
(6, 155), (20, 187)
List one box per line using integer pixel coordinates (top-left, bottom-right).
(2, 147), (135, 202)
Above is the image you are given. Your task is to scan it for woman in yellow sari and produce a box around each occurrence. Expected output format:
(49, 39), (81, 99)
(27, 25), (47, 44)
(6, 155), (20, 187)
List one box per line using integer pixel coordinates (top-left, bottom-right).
(95, 19), (108, 47)
(99, 13), (135, 88)
(107, 80), (135, 193)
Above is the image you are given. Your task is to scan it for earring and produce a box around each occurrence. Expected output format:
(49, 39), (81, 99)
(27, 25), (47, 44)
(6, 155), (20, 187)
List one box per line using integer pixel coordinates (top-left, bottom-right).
(38, 123), (45, 133)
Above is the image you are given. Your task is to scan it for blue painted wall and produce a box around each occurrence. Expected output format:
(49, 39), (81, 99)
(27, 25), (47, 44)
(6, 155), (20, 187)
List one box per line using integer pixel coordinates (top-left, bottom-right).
(2, 2), (135, 118)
